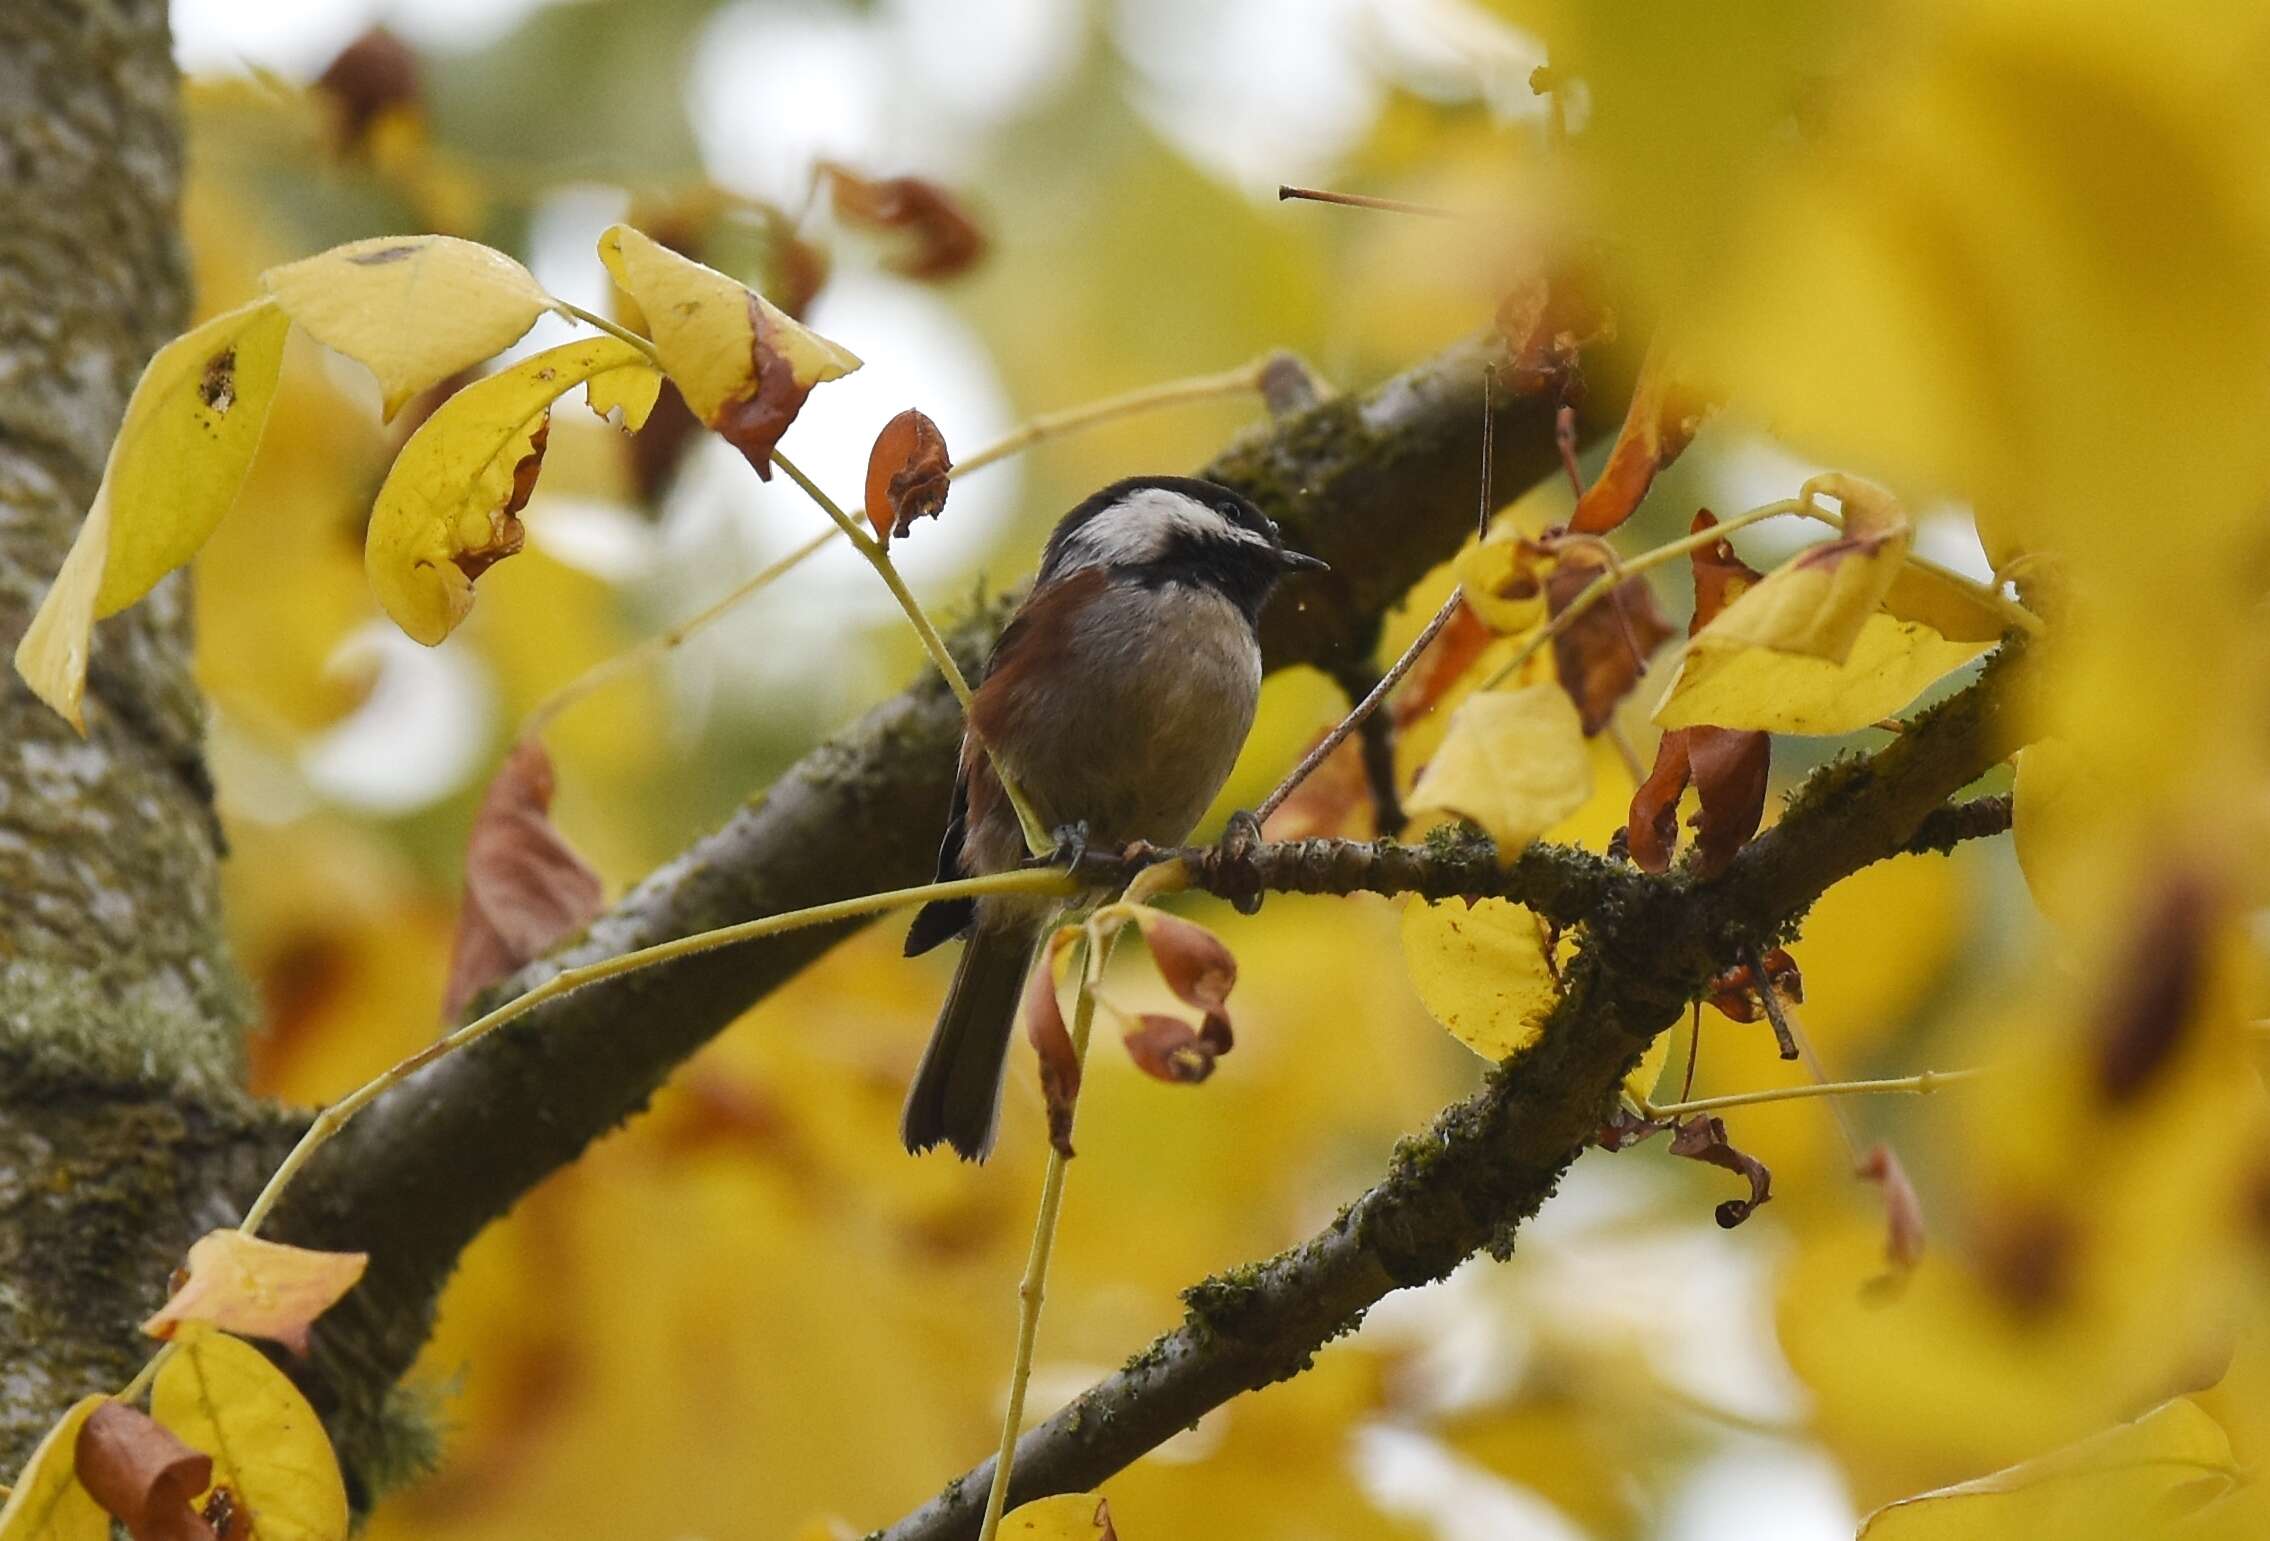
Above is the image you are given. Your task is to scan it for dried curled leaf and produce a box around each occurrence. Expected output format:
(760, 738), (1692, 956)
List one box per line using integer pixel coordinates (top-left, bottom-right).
(1568, 342), (1711, 535)
(1454, 535), (1554, 634)
(262, 235), (557, 420)
(0, 1395), (110, 1541)
(1122, 1012), (1232, 1084)
(1668, 1113), (1774, 1227)
(1024, 927), (1085, 1158)
(1547, 552), (1677, 734)
(1406, 683), (1592, 862)
(1703, 948), (1803, 1023)
(863, 409), (951, 543)
(74, 1403), (212, 1541)
(441, 738), (605, 1020)
(141, 1231), (369, 1356)
(1626, 725), (1770, 879)
(596, 223), (860, 476)
(366, 335), (644, 644)
(152, 1325), (349, 1541)
(13, 300), (289, 730)
(819, 163), (987, 279)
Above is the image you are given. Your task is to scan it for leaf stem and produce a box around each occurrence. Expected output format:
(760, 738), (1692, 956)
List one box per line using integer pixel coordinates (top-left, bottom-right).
(949, 357), (1272, 480)
(1276, 184), (1459, 218)
(559, 300), (663, 364)
(977, 929), (1115, 1541)
(769, 450), (1052, 854)
(1647, 1066), (1986, 1118)
(113, 865), (1077, 1407)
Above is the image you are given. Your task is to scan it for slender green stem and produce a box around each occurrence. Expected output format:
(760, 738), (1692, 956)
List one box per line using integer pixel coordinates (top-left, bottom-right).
(771, 449), (1053, 856)
(113, 864), (1076, 1407)
(559, 299), (664, 362)
(1479, 499), (1807, 691)
(1647, 1066), (1986, 1119)
(949, 358), (1270, 480)
(523, 527), (838, 739)
(978, 929), (1115, 1541)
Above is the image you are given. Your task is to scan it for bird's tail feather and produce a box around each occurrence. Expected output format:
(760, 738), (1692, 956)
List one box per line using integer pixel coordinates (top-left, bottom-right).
(901, 919), (1042, 1160)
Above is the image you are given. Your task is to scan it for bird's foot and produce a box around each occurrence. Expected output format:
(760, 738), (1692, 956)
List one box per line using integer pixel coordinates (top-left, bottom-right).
(1214, 809), (1266, 915)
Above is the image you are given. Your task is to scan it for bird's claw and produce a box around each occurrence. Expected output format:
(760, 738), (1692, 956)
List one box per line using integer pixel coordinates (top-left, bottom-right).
(1214, 809), (1266, 915)
(1042, 820), (1091, 872)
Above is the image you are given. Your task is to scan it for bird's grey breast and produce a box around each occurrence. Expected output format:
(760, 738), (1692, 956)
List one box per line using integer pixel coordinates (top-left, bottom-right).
(1020, 577), (1260, 844)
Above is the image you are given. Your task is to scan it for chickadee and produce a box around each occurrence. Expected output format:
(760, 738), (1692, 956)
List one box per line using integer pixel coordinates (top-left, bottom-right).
(901, 475), (1328, 1159)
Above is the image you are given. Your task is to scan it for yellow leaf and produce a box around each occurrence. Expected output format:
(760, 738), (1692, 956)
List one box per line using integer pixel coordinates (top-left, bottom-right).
(154, 1324), (348, 1541)
(1453, 536), (1549, 635)
(1680, 487), (1913, 667)
(262, 235), (556, 420)
(1405, 683), (1592, 860)
(586, 363), (663, 433)
(0, 1395), (107, 1541)
(1654, 611), (1991, 736)
(2010, 739), (2088, 924)
(1402, 897), (1561, 1062)
(12, 300), (288, 730)
(1623, 1027), (1671, 1106)
(1882, 563), (2015, 644)
(365, 335), (645, 645)
(141, 1230), (369, 1356)
(1857, 1399), (2239, 1541)
(1000, 1492), (1118, 1538)
(596, 223), (858, 468)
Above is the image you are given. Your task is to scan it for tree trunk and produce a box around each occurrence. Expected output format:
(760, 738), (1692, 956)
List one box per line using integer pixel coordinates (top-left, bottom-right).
(0, 0), (290, 1474)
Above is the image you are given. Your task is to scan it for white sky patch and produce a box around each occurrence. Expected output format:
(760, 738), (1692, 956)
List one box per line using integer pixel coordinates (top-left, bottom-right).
(1662, 1444), (1858, 1541)
(1355, 1423), (1591, 1541)
(174, 0), (570, 77)
(300, 622), (495, 813)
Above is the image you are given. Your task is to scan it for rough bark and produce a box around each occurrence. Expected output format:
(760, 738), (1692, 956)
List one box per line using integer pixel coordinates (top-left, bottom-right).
(0, 0), (292, 1474)
(270, 333), (1625, 1471)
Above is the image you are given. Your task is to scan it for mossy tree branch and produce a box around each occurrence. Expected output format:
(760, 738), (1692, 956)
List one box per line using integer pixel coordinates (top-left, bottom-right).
(269, 329), (1626, 1477)
(875, 648), (2030, 1540)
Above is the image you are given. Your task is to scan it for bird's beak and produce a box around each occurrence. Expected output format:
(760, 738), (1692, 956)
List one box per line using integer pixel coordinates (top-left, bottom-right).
(1278, 548), (1330, 574)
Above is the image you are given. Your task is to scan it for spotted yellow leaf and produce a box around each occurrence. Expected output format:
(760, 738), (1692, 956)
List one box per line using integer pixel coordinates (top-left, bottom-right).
(1690, 473), (1913, 666)
(1402, 897), (1560, 1062)
(154, 1324), (348, 1541)
(366, 336), (646, 645)
(596, 223), (859, 473)
(262, 235), (557, 420)
(1405, 683), (1592, 861)
(0, 1395), (107, 1541)
(1857, 1398), (2238, 1540)
(12, 298), (289, 729)
(586, 363), (663, 433)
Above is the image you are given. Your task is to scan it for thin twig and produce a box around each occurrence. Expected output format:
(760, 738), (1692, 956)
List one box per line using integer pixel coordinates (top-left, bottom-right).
(950, 358), (1272, 480)
(1276, 184), (1459, 218)
(1648, 1067), (1986, 1119)
(1749, 946), (1802, 1062)
(978, 929), (1115, 1541)
(114, 864), (1077, 1407)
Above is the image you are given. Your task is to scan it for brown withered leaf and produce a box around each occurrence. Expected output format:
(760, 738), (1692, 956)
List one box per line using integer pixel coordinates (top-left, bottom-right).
(441, 738), (605, 1020)
(76, 1401), (215, 1541)
(314, 27), (420, 146)
(1130, 908), (1237, 1028)
(1703, 948), (1802, 1023)
(1669, 1114), (1773, 1227)
(1686, 509), (1763, 627)
(819, 163), (987, 279)
(142, 1230), (368, 1356)
(1627, 727), (1770, 878)
(863, 409), (951, 543)
(1568, 341), (1711, 535)
(1391, 601), (1495, 728)
(1024, 929), (1083, 1158)
(1260, 732), (1373, 842)
(1547, 552), (1676, 734)
(1496, 266), (1613, 396)
(1856, 1142), (1927, 1278)
(201, 1486), (246, 1541)
(2094, 871), (2213, 1106)
(710, 298), (806, 480)
(1122, 1013), (1232, 1085)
